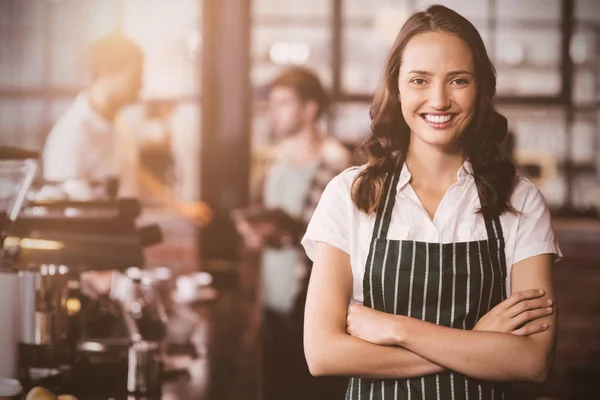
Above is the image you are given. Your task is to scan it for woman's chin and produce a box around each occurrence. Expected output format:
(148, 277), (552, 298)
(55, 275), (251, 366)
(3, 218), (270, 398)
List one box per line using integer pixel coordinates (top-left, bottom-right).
(413, 130), (461, 149)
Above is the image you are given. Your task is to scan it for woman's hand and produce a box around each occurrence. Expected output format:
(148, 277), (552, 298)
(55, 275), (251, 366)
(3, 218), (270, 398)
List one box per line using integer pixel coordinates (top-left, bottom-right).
(346, 304), (402, 346)
(474, 289), (554, 336)
(347, 288), (553, 346)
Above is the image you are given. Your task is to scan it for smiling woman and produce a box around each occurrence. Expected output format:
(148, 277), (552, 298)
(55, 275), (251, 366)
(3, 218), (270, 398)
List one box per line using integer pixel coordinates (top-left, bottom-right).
(399, 32), (477, 152)
(301, 4), (561, 400)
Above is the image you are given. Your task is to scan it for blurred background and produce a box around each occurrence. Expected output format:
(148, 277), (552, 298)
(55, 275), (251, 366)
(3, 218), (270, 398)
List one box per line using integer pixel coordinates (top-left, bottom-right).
(0, 0), (599, 399)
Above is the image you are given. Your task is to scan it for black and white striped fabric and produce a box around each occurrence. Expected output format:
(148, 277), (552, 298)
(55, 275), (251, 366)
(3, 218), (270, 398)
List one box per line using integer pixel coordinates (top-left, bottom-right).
(347, 172), (511, 400)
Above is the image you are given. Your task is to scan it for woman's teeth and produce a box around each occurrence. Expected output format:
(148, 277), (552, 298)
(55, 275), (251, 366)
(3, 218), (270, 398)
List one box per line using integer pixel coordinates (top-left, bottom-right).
(423, 114), (454, 123)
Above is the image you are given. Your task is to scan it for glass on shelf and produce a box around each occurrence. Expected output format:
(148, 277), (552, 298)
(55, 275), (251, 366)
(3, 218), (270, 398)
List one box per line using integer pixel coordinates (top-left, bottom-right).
(342, 0), (411, 96)
(573, 68), (598, 106)
(331, 103), (372, 145)
(252, 25), (332, 89)
(571, 26), (598, 106)
(495, 27), (562, 68)
(341, 26), (391, 95)
(415, 0), (489, 20)
(49, 0), (89, 87)
(122, 0), (202, 99)
(87, 0), (120, 41)
(254, 0), (330, 18)
(0, 99), (46, 151)
(571, 113), (598, 164)
(573, 172), (600, 210)
(575, 0), (600, 24)
(493, 26), (562, 97)
(344, 0), (412, 21)
(496, 68), (561, 97)
(345, 0), (489, 22)
(570, 27), (597, 67)
(494, 0), (561, 23)
(497, 105), (567, 159)
(0, 0), (46, 88)
(539, 173), (566, 208)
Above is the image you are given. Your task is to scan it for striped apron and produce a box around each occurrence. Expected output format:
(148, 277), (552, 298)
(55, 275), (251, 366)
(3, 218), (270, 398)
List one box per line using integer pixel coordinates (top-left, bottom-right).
(347, 172), (511, 400)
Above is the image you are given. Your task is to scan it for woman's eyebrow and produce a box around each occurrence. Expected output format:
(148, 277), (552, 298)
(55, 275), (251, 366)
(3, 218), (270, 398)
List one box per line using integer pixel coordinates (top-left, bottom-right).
(447, 70), (475, 77)
(406, 70), (433, 76)
(405, 70), (474, 76)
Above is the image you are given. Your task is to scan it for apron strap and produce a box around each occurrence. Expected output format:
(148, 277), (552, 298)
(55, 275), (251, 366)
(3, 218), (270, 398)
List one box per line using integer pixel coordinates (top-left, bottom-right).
(483, 214), (504, 242)
(371, 172), (400, 241)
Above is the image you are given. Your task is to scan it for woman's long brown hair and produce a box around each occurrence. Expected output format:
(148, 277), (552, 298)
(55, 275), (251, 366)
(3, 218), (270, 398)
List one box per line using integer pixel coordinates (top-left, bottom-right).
(351, 4), (516, 217)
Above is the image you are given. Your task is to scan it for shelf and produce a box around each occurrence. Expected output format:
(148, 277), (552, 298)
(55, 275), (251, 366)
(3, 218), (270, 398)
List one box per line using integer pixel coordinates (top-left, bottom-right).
(342, 16), (562, 30)
(495, 63), (562, 71)
(327, 93), (572, 107)
(559, 161), (599, 173)
(252, 15), (330, 27)
(0, 87), (200, 103)
(0, 87), (81, 99)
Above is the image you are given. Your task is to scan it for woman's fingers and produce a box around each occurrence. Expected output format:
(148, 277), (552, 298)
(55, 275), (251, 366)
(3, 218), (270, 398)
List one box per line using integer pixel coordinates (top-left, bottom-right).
(475, 290), (553, 334)
(510, 306), (554, 329)
(506, 296), (553, 319)
(512, 321), (550, 336)
(501, 289), (545, 310)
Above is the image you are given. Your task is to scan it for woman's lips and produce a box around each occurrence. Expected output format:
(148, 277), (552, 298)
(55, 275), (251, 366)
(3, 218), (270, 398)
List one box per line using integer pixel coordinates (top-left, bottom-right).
(420, 113), (457, 130)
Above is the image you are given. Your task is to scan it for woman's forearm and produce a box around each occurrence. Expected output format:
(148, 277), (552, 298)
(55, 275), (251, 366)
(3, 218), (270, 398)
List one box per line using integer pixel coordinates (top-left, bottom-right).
(306, 331), (445, 379)
(396, 317), (552, 382)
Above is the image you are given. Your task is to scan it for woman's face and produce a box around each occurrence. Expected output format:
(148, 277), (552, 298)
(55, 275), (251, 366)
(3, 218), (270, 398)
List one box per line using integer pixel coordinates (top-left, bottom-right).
(398, 31), (477, 151)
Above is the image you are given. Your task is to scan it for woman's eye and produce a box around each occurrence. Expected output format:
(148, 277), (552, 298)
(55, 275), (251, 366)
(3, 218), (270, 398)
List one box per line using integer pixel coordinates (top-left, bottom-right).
(411, 78), (427, 85)
(451, 78), (469, 85)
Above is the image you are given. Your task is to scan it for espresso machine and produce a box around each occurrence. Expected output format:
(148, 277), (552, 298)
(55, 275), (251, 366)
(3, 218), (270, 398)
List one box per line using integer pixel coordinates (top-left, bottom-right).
(0, 148), (39, 381)
(0, 146), (170, 396)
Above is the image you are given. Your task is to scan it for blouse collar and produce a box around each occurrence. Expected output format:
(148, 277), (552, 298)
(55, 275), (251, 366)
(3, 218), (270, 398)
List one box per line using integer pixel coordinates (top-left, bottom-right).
(397, 160), (473, 192)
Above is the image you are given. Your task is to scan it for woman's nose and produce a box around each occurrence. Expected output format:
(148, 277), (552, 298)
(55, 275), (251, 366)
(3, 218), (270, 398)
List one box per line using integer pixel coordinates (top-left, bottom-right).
(428, 83), (451, 110)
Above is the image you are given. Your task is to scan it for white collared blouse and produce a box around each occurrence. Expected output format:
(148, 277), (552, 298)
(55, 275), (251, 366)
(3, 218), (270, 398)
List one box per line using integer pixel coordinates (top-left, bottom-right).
(302, 163), (562, 304)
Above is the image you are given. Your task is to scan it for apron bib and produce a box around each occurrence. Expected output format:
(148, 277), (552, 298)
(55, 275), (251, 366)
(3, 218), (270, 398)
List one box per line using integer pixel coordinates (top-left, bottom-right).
(347, 172), (511, 400)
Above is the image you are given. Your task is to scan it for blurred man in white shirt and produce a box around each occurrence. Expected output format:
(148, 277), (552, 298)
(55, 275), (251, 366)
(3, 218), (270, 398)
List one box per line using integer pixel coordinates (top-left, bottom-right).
(43, 33), (144, 199)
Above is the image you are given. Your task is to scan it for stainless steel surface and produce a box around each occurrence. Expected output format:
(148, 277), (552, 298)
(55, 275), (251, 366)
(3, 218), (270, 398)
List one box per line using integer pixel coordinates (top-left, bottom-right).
(77, 338), (132, 353)
(111, 268), (170, 340)
(0, 378), (22, 397)
(18, 264), (69, 345)
(0, 159), (37, 223)
(0, 159), (37, 258)
(0, 269), (19, 378)
(121, 301), (142, 342)
(127, 340), (162, 394)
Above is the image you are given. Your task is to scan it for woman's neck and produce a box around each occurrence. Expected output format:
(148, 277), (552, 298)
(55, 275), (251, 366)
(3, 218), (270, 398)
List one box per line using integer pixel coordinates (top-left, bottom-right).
(405, 139), (465, 191)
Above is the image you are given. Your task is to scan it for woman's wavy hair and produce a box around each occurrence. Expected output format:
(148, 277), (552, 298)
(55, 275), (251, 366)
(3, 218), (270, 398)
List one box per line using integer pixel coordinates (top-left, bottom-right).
(351, 4), (516, 217)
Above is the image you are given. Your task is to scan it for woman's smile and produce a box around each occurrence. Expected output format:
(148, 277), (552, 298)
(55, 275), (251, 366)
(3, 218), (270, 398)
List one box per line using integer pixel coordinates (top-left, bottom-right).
(419, 112), (458, 130)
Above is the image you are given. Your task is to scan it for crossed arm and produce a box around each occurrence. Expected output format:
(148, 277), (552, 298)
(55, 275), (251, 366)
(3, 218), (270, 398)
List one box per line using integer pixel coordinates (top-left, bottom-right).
(303, 242), (557, 383)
